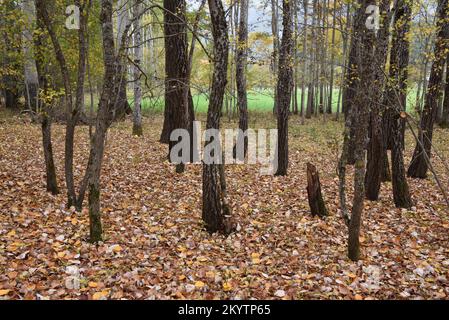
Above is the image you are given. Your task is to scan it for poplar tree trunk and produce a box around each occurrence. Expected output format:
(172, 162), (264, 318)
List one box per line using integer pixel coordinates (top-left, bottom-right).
(441, 58), (449, 128)
(132, 0), (143, 137)
(161, 0), (189, 151)
(347, 0), (376, 262)
(87, 0), (118, 242)
(365, 0), (394, 201)
(271, 0), (280, 115)
(163, 0), (189, 173)
(115, 0), (131, 121)
(327, 0), (337, 116)
(300, 0), (308, 123)
(22, 0), (39, 112)
(235, 0), (249, 159)
(275, 0), (294, 176)
(387, 0), (413, 208)
(408, 0), (449, 178)
(34, 4), (58, 195)
(202, 0), (234, 235)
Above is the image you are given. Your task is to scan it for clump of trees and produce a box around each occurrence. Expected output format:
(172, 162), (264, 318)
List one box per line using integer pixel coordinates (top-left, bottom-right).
(1, 0), (449, 262)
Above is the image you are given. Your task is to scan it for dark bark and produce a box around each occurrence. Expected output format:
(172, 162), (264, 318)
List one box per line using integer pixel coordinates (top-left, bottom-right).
(271, 0), (280, 115)
(392, 114), (413, 208)
(347, 0), (376, 262)
(274, 0), (294, 176)
(163, 0), (189, 173)
(441, 57), (449, 127)
(160, 0), (189, 159)
(41, 115), (59, 195)
(87, 0), (118, 242)
(306, 163), (328, 218)
(35, 0), (90, 209)
(202, 0), (234, 235)
(365, 0), (394, 200)
(408, 0), (449, 178)
(34, 10), (59, 196)
(235, 0), (249, 160)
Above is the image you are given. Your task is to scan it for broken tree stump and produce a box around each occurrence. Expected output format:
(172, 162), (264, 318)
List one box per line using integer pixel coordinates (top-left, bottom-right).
(306, 163), (328, 218)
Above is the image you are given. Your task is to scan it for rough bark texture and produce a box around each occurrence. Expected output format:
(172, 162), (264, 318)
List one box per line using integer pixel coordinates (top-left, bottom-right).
(34, 6), (58, 195)
(442, 57), (449, 128)
(161, 0), (189, 156)
(114, 0), (131, 121)
(22, 0), (39, 111)
(275, 0), (294, 176)
(392, 115), (413, 208)
(86, 0), (118, 242)
(306, 163), (328, 218)
(162, 0), (189, 173)
(202, 0), (234, 235)
(347, 0), (375, 262)
(386, 0), (413, 207)
(235, 0), (249, 160)
(271, 0), (280, 115)
(365, 0), (393, 201)
(408, 0), (449, 178)
(132, 0), (143, 137)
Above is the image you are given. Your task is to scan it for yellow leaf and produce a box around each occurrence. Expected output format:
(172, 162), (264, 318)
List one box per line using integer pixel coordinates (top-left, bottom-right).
(0, 289), (10, 296)
(7, 230), (16, 237)
(354, 294), (363, 300)
(251, 252), (261, 264)
(223, 282), (232, 292)
(112, 245), (122, 253)
(205, 271), (215, 278)
(92, 290), (109, 300)
(194, 281), (205, 288)
(57, 251), (66, 258)
(88, 282), (98, 288)
(178, 275), (186, 281)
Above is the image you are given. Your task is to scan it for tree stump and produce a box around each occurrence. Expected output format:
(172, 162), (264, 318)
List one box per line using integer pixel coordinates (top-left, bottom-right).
(306, 163), (328, 218)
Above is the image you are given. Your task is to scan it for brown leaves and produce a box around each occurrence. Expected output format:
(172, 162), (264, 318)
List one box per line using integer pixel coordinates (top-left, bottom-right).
(0, 117), (448, 300)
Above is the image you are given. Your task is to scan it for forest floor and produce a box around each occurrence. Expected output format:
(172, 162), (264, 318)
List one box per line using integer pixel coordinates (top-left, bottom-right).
(0, 112), (448, 300)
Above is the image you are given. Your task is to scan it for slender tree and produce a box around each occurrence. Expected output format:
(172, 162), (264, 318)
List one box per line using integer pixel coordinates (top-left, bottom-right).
(271, 0), (280, 115)
(365, 0), (393, 200)
(161, 0), (189, 173)
(132, 0), (143, 136)
(235, 0), (249, 159)
(202, 0), (234, 235)
(408, 0), (449, 178)
(22, 0), (39, 111)
(275, 0), (294, 176)
(441, 58), (449, 127)
(343, 0), (375, 261)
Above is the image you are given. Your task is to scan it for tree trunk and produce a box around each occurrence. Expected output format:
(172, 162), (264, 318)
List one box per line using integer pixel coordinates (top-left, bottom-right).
(41, 115), (59, 194)
(235, 0), (249, 160)
(441, 58), (449, 127)
(163, 0), (189, 173)
(408, 0), (449, 178)
(274, 0), (294, 176)
(34, 4), (58, 195)
(327, 0), (337, 116)
(306, 163), (328, 218)
(347, 0), (376, 262)
(22, 0), (39, 112)
(87, 0), (118, 242)
(202, 0), (234, 235)
(365, 0), (394, 201)
(114, 0), (131, 122)
(271, 0), (280, 115)
(132, 0), (143, 137)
